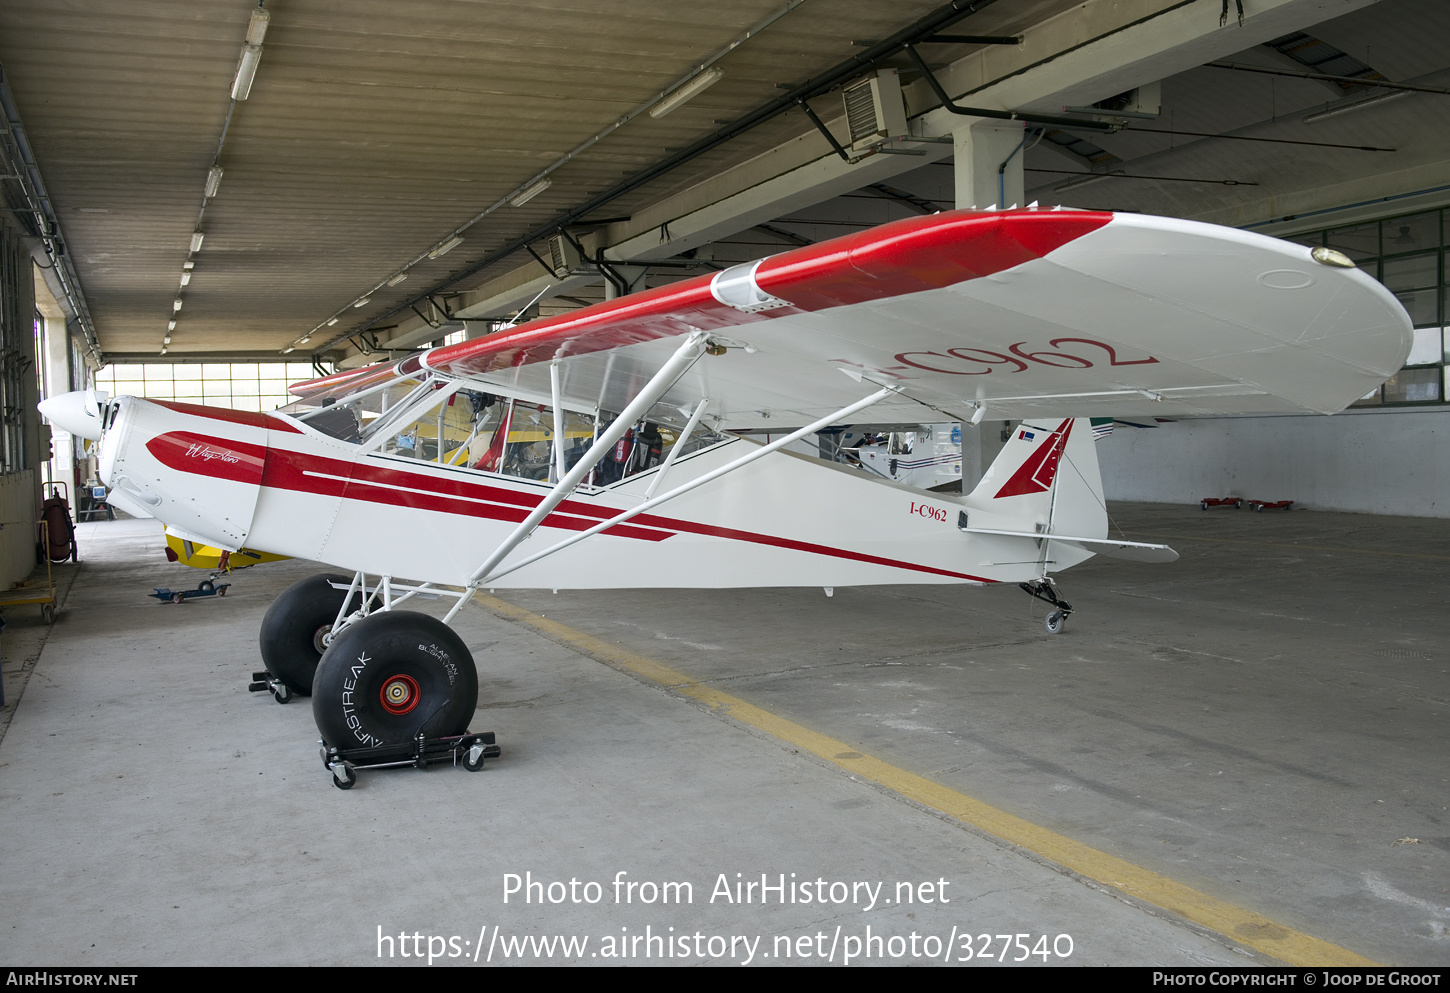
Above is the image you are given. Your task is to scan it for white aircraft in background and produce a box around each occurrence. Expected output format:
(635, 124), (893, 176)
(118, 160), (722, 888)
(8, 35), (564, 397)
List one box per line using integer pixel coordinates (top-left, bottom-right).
(40, 207), (1411, 785)
(840, 423), (964, 490)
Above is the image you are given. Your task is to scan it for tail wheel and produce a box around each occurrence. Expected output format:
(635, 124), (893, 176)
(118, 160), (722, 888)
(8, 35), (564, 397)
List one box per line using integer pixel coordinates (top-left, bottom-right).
(312, 611), (478, 749)
(258, 573), (356, 696)
(1045, 611), (1065, 634)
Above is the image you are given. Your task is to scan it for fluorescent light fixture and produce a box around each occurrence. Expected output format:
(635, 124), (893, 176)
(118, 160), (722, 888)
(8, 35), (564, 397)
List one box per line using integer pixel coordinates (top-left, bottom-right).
(160, 347), (168, 356)
(649, 67), (725, 119)
(298, 335), (311, 344)
(163, 335), (171, 345)
(326, 317), (339, 326)
(353, 296), (371, 308)
(173, 298), (184, 312)
(282, 346), (295, 354)
(180, 272), (192, 287)
(1302, 88), (1408, 124)
(232, 44), (263, 100)
(168, 320), (176, 331)
(245, 6), (271, 46)
(204, 165), (224, 198)
(386, 272), (408, 286)
(428, 234), (465, 258)
(509, 179), (552, 207)
(183, 260), (195, 270)
(190, 231), (205, 253)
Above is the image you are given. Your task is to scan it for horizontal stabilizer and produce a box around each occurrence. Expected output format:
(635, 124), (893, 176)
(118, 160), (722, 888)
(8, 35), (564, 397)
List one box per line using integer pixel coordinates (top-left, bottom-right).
(961, 527), (1179, 563)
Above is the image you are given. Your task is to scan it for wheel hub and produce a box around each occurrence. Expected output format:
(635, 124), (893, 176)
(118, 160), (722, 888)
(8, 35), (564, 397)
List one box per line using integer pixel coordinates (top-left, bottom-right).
(379, 673), (421, 715)
(313, 624), (333, 654)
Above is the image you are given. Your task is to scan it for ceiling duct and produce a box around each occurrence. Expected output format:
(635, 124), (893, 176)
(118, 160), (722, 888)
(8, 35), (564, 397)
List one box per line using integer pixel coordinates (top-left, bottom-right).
(547, 233), (583, 277)
(843, 69), (908, 151)
(1065, 81), (1162, 120)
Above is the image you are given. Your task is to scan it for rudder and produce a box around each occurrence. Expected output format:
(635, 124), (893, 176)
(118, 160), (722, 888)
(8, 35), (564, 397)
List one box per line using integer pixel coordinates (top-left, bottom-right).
(965, 417), (1107, 572)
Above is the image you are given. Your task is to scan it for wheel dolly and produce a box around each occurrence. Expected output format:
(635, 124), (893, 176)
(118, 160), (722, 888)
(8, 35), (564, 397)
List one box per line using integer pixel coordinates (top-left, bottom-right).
(149, 578), (230, 604)
(248, 670), (295, 704)
(320, 731), (501, 789)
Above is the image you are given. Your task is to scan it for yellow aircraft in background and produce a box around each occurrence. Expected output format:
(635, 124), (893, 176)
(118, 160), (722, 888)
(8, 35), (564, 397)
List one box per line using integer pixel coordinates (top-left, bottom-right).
(165, 534), (289, 571)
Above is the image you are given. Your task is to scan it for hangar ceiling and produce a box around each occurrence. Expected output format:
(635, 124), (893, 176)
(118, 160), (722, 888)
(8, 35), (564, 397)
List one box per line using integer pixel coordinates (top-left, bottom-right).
(0, 0), (1446, 369)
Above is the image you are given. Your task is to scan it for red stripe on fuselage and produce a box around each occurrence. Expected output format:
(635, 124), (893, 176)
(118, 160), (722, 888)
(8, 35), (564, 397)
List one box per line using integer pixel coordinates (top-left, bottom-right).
(146, 432), (267, 485)
(257, 448), (675, 542)
(622, 513), (994, 583)
(150, 399), (302, 434)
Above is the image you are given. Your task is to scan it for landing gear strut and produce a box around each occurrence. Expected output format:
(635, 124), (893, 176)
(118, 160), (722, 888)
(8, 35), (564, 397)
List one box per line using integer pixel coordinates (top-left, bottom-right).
(1020, 579), (1073, 634)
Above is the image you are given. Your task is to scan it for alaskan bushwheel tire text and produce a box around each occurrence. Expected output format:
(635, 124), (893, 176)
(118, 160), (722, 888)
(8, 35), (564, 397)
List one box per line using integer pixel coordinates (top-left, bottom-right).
(258, 573), (356, 696)
(311, 610), (478, 750)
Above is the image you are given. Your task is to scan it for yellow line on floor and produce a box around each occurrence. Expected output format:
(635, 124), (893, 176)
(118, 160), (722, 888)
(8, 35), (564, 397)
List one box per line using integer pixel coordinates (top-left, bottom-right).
(476, 592), (1377, 967)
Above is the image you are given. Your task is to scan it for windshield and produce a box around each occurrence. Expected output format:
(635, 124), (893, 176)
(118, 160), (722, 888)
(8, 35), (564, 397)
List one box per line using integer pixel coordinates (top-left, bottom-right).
(279, 367), (434, 443)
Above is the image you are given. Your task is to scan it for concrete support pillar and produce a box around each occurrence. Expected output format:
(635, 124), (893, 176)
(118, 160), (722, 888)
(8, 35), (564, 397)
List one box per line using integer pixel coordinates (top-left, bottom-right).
(42, 314), (73, 492)
(952, 121), (1028, 211)
(963, 419), (1020, 492)
(958, 423), (982, 491)
(951, 122), (1028, 487)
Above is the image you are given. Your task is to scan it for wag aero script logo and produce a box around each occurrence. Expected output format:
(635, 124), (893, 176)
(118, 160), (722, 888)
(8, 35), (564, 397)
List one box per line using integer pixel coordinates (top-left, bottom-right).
(184, 442), (242, 465)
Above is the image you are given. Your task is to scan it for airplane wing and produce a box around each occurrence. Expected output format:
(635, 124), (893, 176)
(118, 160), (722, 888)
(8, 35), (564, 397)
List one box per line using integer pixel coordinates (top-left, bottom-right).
(294, 208), (1411, 430)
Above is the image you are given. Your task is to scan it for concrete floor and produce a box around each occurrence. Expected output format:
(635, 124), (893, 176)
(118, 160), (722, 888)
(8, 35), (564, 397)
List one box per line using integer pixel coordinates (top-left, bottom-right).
(0, 504), (1446, 966)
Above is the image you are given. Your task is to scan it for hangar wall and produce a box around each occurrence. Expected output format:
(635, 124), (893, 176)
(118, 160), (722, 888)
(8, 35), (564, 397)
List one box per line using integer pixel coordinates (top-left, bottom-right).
(1097, 408), (1449, 518)
(0, 215), (43, 586)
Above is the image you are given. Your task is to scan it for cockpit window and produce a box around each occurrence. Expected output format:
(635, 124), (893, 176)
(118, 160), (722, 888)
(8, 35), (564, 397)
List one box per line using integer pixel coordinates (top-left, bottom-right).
(277, 367), (731, 486)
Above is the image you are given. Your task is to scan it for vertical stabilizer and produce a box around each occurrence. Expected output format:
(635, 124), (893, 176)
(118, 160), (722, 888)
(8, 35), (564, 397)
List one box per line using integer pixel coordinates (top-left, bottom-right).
(965, 417), (1108, 574)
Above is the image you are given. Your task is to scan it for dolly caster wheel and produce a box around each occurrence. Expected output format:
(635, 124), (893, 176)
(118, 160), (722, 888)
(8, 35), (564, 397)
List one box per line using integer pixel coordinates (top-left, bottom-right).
(464, 743), (487, 772)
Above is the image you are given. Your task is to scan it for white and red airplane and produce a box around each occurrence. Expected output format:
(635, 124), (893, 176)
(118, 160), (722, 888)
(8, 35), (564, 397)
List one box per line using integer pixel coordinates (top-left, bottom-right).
(40, 207), (1411, 770)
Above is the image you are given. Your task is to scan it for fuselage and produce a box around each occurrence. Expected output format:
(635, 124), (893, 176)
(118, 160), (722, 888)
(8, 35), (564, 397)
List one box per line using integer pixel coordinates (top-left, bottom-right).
(86, 393), (1088, 591)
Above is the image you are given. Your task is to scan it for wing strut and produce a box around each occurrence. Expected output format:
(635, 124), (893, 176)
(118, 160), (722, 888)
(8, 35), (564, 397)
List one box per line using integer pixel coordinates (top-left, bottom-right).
(459, 331), (710, 593)
(549, 360), (566, 483)
(644, 398), (709, 499)
(469, 385), (900, 591)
